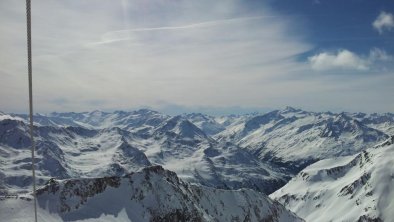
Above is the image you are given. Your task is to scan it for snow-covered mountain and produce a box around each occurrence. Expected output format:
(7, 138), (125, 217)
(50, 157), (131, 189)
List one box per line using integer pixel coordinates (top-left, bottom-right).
(0, 166), (303, 222)
(270, 137), (394, 222)
(215, 107), (390, 174)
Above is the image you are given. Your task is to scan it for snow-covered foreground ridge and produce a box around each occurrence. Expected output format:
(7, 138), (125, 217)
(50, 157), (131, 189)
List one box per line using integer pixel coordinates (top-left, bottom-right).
(270, 137), (394, 222)
(0, 166), (303, 222)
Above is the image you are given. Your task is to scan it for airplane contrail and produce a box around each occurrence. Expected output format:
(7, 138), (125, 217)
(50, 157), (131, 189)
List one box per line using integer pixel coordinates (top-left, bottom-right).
(88, 16), (266, 46)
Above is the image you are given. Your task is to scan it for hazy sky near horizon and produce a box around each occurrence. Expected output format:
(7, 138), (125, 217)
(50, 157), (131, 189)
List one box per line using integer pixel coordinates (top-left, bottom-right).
(0, 0), (393, 114)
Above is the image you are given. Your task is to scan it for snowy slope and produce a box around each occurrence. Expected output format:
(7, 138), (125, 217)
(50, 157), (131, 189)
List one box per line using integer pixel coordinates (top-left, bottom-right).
(0, 166), (303, 222)
(270, 137), (394, 222)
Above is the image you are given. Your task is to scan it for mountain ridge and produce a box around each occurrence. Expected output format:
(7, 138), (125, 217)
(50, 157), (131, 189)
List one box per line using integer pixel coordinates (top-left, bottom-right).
(0, 165), (303, 222)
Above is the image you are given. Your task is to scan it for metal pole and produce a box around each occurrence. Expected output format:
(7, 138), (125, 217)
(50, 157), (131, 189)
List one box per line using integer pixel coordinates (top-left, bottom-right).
(25, 0), (38, 221)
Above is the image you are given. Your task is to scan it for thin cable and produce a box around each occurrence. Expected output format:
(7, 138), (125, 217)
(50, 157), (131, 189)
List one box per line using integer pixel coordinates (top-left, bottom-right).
(25, 0), (38, 221)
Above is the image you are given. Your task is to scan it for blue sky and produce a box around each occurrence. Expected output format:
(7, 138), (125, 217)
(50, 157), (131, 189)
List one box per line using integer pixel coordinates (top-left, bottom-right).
(0, 0), (393, 115)
(269, 0), (394, 54)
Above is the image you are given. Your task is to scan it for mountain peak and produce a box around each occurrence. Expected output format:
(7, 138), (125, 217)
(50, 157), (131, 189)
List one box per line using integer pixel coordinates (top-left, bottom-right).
(185, 112), (211, 121)
(155, 116), (208, 139)
(89, 110), (107, 115)
(283, 106), (300, 112)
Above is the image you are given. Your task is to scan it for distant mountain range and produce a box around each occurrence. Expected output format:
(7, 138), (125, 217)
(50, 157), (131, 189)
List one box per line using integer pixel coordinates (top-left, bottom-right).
(1, 107), (393, 221)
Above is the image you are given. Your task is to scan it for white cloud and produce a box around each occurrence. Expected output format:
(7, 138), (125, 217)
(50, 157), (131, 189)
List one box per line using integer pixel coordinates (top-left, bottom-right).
(373, 11), (394, 34)
(308, 50), (368, 71)
(308, 48), (392, 71)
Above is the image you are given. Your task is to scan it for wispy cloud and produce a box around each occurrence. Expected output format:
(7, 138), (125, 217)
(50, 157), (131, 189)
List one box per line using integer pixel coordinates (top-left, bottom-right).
(373, 11), (394, 34)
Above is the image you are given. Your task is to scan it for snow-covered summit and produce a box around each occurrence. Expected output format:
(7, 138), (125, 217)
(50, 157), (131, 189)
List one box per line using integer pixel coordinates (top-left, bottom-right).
(154, 115), (208, 140)
(184, 113), (226, 135)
